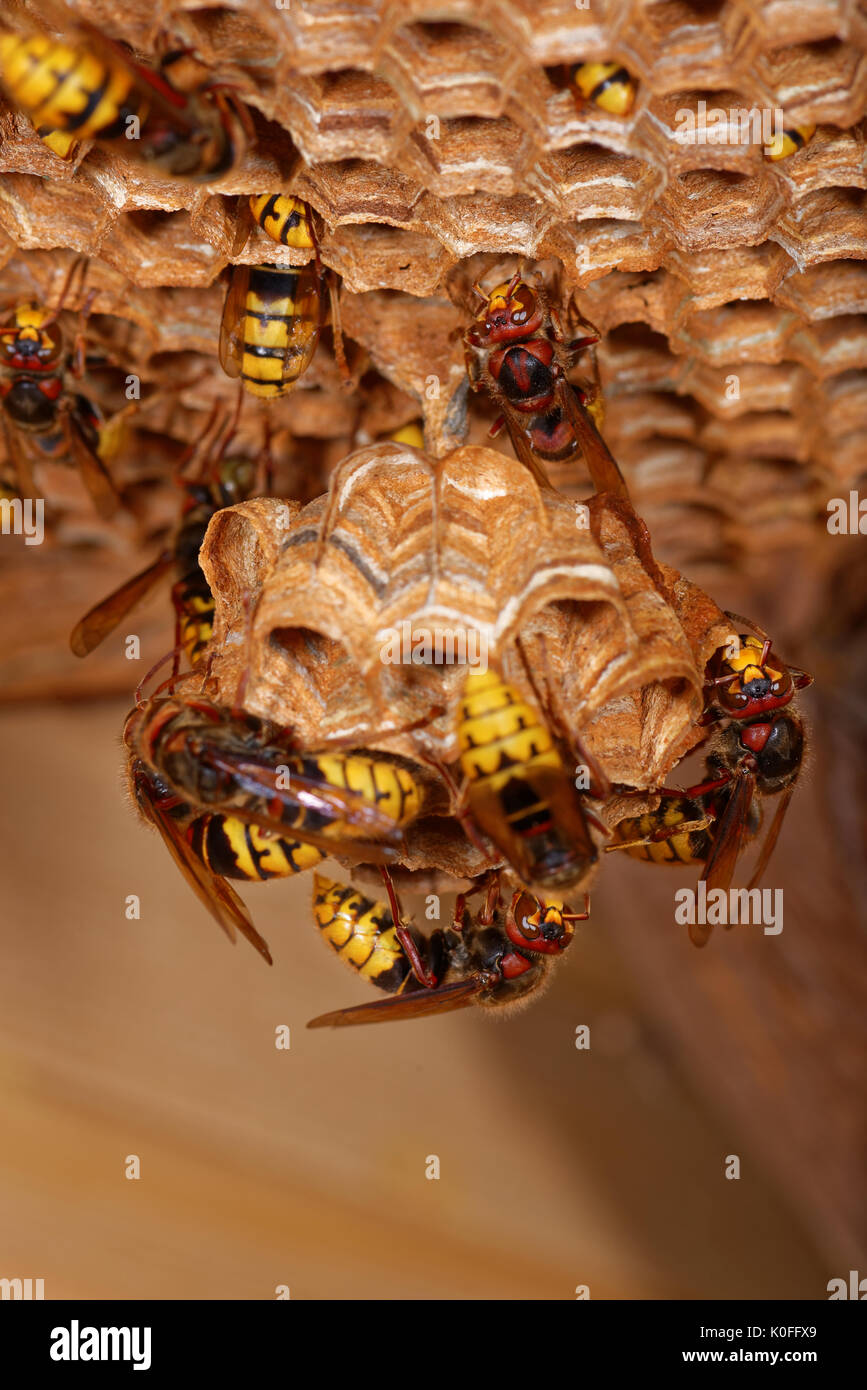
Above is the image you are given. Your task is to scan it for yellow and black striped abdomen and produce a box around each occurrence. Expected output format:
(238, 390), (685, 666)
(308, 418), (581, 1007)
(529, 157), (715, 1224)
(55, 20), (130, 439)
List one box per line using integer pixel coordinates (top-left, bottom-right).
(189, 815), (325, 881)
(171, 575), (214, 667)
(764, 123), (816, 161)
(311, 753), (424, 828)
(611, 798), (712, 865)
(249, 195), (315, 251)
(218, 753), (425, 850)
(456, 669), (595, 887)
(177, 598), (214, 666)
(458, 668), (561, 794)
(0, 33), (144, 142)
(237, 264), (320, 400)
(312, 874), (411, 993)
(36, 125), (79, 160)
(570, 61), (635, 115)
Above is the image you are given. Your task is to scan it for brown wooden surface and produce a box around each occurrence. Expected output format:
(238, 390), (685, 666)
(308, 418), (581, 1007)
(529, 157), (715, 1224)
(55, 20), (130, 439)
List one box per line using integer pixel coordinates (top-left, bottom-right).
(0, 696), (861, 1300)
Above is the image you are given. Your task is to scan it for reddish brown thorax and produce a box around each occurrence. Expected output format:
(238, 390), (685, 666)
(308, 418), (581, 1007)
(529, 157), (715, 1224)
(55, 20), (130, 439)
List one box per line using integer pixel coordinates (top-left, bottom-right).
(741, 722), (773, 754)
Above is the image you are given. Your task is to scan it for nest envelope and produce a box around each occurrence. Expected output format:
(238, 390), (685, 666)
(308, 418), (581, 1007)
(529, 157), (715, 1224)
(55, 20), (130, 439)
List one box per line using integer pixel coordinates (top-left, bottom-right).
(193, 442), (733, 884)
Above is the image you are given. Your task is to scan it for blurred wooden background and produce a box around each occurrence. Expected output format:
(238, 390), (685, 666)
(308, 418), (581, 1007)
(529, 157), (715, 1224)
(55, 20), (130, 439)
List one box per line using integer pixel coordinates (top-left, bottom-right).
(0, 673), (863, 1299)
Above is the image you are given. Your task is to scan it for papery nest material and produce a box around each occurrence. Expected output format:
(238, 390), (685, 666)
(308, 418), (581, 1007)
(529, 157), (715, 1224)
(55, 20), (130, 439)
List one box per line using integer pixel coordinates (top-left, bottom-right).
(199, 442), (733, 790)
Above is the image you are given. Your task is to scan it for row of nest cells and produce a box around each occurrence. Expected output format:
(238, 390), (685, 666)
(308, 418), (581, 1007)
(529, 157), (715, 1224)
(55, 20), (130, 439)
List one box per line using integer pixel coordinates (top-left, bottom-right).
(0, 23), (823, 170)
(0, 38), (633, 498)
(0, 27), (821, 290)
(0, 23), (822, 517)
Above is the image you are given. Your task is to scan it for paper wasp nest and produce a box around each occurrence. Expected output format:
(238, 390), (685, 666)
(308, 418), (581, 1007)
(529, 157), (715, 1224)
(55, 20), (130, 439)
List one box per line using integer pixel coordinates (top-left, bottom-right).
(193, 441), (732, 879)
(0, 0), (864, 698)
(0, 0), (863, 1265)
